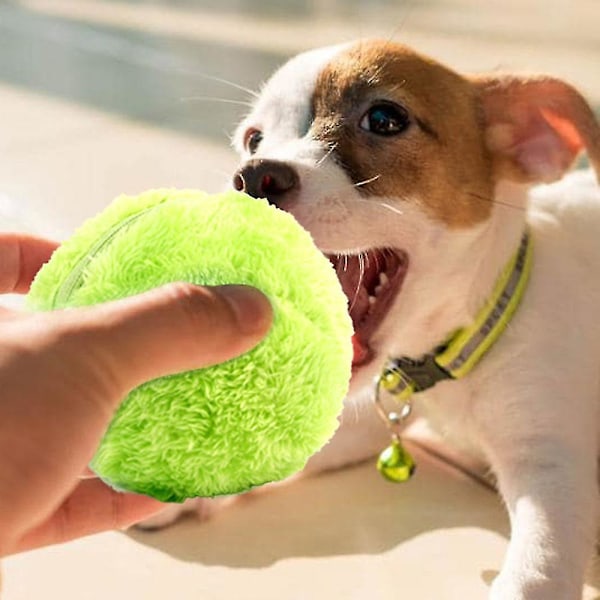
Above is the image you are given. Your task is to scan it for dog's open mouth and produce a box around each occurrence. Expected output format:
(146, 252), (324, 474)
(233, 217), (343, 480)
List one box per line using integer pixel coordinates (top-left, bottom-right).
(326, 248), (409, 368)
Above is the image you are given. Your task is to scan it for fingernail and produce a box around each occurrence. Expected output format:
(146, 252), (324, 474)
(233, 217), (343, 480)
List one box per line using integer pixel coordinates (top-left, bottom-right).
(217, 285), (273, 336)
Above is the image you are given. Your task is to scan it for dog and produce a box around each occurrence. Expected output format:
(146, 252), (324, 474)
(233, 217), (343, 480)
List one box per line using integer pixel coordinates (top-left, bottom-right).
(145, 40), (600, 599)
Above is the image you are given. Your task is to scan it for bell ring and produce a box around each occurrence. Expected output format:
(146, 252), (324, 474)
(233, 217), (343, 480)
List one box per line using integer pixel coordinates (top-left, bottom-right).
(373, 372), (416, 482)
(377, 435), (416, 482)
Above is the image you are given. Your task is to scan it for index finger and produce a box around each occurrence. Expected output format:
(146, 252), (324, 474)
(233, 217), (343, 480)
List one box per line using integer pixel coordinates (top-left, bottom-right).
(0, 234), (59, 294)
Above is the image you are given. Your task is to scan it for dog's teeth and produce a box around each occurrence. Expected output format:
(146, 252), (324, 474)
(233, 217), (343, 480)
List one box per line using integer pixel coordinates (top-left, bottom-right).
(379, 272), (389, 287)
(368, 295), (376, 306)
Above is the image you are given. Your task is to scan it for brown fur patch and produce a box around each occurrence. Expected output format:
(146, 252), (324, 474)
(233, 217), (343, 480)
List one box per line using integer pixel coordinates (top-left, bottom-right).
(310, 40), (496, 228)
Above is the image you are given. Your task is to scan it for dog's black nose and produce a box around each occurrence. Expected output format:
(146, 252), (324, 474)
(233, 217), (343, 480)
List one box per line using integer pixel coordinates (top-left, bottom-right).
(233, 159), (299, 205)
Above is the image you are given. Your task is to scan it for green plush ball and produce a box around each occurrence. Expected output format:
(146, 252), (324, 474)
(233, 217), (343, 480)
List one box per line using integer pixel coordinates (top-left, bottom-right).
(27, 189), (353, 502)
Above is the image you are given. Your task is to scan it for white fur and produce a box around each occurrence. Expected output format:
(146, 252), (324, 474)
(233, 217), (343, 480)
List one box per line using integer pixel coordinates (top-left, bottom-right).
(233, 48), (600, 600)
(152, 46), (600, 599)
(233, 43), (349, 156)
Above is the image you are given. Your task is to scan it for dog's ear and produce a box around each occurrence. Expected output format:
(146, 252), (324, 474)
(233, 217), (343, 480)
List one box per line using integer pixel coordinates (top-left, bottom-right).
(473, 75), (600, 184)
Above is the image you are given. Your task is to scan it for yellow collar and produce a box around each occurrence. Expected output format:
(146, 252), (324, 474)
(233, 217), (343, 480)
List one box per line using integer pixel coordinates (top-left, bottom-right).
(373, 228), (533, 482)
(379, 228), (532, 399)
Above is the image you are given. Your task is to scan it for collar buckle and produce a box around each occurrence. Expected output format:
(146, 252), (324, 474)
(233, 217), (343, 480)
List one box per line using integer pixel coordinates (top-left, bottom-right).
(389, 354), (453, 395)
(372, 227), (533, 483)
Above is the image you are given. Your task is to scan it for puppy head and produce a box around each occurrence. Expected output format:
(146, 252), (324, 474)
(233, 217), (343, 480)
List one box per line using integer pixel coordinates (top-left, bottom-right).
(232, 40), (600, 387)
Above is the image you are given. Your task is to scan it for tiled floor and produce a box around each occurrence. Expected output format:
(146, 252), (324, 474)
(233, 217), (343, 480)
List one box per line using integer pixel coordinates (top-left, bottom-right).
(1, 1), (599, 598)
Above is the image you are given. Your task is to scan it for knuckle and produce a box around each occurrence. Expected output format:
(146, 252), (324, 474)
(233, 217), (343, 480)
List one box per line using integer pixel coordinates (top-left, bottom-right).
(161, 282), (254, 361)
(164, 281), (209, 306)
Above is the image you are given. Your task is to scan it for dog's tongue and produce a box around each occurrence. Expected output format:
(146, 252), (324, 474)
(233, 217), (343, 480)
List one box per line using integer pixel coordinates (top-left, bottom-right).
(352, 334), (370, 367)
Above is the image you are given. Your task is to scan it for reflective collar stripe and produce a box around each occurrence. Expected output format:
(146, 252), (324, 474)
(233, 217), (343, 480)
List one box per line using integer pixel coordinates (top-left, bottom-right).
(436, 229), (532, 378)
(380, 229), (532, 400)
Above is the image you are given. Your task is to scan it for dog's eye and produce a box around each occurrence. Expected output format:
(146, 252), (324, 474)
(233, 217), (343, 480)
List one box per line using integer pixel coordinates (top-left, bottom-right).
(244, 129), (263, 154)
(360, 103), (410, 136)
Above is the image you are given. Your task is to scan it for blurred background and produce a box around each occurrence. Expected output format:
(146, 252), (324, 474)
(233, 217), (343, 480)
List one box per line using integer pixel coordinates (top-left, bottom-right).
(1, 2), (599, 599)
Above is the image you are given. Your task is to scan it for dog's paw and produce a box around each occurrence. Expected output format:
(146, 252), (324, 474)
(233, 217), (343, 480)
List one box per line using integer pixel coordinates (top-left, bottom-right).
(135, 496), (232, 530)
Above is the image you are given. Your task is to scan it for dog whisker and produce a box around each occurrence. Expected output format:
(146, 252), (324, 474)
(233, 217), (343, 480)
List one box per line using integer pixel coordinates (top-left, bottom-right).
(195, 73), (260, 99)
(467, 191), (525, 212)
(376, 201), (404, 216)
(349, 400), (361, 424)
(306, 176), (405, 220)
(348, 251), (366, 314)
(180, 96), (254, 108)
(316, 143), (339, 169)
(385, 0), (418, 47)
(354, 174), (381, 188)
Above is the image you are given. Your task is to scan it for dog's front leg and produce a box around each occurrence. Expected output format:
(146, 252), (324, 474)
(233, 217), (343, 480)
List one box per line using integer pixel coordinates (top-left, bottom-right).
(475, 380), (599, 600)
(489, 447), (597, 600)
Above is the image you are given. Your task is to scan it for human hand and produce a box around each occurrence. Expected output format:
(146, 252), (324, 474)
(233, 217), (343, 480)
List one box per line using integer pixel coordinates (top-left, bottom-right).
(0, 233), (272, 556)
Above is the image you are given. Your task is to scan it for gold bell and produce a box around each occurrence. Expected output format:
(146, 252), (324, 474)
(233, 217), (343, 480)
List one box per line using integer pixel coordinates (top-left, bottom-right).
(376, 436), (415, 482)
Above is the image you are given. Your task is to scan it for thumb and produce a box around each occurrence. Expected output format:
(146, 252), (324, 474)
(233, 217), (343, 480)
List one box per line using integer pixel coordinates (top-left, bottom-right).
(0, 284), (271, 549)
(45, 283), (273, 400)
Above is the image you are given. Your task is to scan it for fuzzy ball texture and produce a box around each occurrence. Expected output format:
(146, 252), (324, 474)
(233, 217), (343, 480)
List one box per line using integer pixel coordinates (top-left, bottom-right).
(27, 190), (353, 502)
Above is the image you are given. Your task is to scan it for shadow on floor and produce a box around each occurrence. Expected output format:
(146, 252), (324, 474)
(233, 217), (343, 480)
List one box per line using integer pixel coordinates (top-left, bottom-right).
(128, 444), (510, 569)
